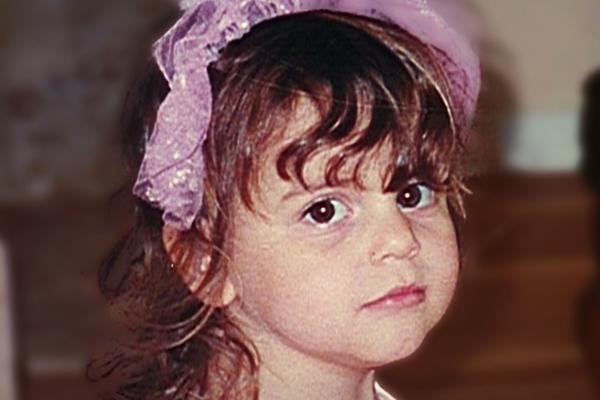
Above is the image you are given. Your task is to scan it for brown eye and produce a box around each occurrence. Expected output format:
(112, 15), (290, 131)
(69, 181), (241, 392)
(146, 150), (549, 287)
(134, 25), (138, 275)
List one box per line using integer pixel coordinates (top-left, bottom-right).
(397, 184), (435, 210)
(304, 199), (347, 225)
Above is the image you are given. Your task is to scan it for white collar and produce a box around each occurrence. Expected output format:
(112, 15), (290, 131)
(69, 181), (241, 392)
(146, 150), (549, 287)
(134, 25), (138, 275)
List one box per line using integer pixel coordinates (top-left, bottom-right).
(374, 381), (399, 400)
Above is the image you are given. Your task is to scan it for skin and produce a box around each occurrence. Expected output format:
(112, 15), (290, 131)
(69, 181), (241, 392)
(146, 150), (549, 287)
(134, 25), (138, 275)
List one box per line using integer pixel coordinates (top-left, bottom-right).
(164, 98), (459, 400)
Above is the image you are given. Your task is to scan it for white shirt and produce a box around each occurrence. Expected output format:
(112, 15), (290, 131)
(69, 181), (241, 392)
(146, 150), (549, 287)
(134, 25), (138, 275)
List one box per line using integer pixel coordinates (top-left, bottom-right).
(374, 381), (399, 400)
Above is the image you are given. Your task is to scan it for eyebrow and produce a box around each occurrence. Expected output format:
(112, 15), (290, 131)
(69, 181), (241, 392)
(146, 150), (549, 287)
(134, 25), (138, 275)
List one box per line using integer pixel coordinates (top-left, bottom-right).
(280, 183), (331, 203)
(279, 163), (406, 203)
(280, 181), (354, 203)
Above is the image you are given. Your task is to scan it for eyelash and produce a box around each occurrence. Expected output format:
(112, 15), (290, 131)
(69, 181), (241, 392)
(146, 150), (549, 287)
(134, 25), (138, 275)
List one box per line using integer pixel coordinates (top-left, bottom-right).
(301, 183), (437, 227)
(396, 183), (437, 211)
(302, 196), (350, 227)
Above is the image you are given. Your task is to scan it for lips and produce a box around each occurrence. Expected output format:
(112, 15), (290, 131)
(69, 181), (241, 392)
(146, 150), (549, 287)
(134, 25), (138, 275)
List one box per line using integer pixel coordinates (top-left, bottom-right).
(362, 284), (427, 310)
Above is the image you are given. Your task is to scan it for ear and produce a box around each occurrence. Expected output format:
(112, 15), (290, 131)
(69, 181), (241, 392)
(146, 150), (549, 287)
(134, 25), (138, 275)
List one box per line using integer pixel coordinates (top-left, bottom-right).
(162, 224), (237, 307)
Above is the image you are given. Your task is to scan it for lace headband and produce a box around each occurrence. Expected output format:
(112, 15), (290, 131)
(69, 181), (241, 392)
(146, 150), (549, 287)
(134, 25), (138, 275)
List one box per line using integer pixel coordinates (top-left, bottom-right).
(133, 0), (481, 231)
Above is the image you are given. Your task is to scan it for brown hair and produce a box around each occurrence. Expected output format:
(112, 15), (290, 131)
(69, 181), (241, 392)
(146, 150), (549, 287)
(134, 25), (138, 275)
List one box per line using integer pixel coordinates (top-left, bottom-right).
(91, 10), (466, 400)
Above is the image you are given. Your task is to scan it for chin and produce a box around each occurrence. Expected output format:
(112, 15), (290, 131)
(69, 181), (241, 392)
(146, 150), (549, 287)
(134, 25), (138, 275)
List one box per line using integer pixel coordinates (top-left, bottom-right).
(387, 331), (427, 362)
(356, 324), (430, 367)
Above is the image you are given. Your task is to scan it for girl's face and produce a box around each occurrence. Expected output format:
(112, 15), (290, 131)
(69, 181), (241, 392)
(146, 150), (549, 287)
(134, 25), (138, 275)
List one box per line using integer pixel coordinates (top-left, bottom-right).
(226, 100), (459, 370)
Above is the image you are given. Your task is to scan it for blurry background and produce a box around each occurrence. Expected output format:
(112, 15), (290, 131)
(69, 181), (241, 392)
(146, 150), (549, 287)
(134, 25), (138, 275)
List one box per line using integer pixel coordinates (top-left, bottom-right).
(0, 0), (599, 399)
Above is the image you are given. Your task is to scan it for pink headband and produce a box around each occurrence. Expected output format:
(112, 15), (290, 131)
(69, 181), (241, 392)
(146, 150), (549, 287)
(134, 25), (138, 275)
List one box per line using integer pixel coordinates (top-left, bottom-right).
(133, 0), (481, 231)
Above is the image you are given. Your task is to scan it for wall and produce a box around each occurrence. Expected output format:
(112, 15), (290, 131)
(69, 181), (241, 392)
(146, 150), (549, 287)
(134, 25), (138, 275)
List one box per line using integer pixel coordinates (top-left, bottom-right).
(470, 0), (600, 171)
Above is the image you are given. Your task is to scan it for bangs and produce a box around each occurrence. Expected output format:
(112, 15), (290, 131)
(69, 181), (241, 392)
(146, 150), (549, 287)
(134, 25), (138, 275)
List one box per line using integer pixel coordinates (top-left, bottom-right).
(271, 66), (456, 195)
(206, 10), (462, 214)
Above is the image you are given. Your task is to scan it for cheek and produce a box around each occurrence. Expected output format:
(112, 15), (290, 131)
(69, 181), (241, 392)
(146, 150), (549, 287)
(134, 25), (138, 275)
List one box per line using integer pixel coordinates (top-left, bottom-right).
(415, 215), (460, 324)
(232, 239), (293, 310)
(429, 227), (460, 282)
(232, 233), (360, 349)
(233, 236), (337, 319)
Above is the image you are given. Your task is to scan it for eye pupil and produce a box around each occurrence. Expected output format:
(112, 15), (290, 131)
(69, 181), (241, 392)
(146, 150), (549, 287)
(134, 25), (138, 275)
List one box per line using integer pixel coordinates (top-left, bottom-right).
(398, 185), (422, 208)
(309, 201), (335, 223)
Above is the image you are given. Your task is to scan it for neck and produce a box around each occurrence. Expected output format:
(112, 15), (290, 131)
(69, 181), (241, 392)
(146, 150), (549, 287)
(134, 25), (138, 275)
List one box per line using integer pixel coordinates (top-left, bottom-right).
(252, 333), (377, 400)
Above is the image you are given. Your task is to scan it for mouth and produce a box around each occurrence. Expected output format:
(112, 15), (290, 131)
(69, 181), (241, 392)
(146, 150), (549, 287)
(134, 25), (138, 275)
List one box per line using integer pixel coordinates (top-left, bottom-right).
(361, 284), (427, 311)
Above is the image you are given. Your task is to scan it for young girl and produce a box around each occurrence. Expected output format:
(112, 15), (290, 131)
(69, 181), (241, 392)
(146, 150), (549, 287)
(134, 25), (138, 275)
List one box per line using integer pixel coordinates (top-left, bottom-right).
(93, 1), (480, 399)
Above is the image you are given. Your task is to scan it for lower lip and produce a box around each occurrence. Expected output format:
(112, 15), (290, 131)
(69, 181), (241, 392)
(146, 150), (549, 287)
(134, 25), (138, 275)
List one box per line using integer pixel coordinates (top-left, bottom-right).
(362, 287), (426, 311)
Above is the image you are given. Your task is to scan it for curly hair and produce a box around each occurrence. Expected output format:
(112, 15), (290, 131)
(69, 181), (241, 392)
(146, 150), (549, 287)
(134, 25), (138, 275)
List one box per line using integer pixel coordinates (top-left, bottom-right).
(89, 10), (467, 400)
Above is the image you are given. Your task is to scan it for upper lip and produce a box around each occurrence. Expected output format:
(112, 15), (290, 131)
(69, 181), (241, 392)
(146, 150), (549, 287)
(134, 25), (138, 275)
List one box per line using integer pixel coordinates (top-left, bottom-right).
(362, 284), (426, 308)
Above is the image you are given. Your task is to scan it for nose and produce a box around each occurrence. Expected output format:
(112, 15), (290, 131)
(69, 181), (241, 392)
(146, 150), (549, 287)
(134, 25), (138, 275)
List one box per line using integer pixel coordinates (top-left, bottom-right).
(368, 206), (421, 265)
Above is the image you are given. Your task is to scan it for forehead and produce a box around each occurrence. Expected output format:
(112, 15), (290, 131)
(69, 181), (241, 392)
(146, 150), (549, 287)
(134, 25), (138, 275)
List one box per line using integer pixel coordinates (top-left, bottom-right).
(255, 96), (397, 199)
